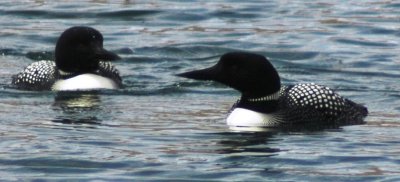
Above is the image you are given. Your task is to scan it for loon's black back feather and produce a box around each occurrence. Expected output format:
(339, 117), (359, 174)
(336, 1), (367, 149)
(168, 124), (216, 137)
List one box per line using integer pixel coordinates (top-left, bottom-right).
(12, 61), (57, 90)
(277, 83), (367, 125)
(12, 61), (121, 91)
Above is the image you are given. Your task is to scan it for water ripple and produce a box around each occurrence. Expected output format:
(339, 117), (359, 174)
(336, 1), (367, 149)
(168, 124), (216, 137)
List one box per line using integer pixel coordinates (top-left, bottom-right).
(1, 0), (400, 181)
(97, 9), (161, 18)
(333, 38), (398, 47)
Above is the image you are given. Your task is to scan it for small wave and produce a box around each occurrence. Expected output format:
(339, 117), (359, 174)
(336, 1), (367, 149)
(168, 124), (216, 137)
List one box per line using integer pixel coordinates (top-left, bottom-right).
(0, 48), (23, 56)
(359, 27), (398, 35)
(3, 9), (94, 19)
(25, 51), (53, 61)
(209, 10), (260, 19)
(97, 9), (161, 19)
(262, 51), (319, 61)
(161, 12), (209, 22)
(333, 38), (398, 47)
(0, 157), (130, 173)
(384, 3), (400, 8)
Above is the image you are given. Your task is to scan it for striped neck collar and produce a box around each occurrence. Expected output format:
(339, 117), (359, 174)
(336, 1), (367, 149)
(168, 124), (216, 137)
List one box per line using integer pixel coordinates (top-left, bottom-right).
(246, 91), (280, 102)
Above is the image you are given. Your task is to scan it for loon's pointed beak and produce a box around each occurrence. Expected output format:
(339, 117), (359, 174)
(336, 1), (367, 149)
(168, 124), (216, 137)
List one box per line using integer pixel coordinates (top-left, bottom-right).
(95, 48), (121, 61)
(176, 66), (218, 81)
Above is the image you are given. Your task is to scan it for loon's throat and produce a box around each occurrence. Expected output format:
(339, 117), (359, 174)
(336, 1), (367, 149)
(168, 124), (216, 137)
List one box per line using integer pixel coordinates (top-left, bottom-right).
(246, 90), (280, 102)
(58, 69), (99, 79)
(58, 70), (79, 79)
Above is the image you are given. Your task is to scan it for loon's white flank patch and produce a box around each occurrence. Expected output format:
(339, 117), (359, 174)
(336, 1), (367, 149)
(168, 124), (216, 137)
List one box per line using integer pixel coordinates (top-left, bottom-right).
(52, 73), (118, 91)
(227, 108), (281, 127)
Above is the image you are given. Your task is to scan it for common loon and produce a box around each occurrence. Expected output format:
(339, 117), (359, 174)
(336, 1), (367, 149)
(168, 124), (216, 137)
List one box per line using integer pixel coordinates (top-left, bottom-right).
(177, 52), (368, 127)
(12, 26), (122, 91)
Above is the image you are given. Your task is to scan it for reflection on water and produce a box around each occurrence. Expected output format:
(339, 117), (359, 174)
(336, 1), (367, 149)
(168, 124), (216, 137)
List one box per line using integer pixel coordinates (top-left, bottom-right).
(52, 91), (103, 125)
(228, 122), (344, 132)
(216, 132), (281, 157)
(53, 91), (102, 109)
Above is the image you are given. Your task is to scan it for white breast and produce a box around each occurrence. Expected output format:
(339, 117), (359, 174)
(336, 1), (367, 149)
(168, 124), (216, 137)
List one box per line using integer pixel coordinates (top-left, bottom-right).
(226, 108), (280, 127)
(52, 73), (119, 91)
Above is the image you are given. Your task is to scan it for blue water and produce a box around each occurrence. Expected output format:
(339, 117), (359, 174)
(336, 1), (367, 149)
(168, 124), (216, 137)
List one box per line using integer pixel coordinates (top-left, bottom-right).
(0, 0), (400, 181)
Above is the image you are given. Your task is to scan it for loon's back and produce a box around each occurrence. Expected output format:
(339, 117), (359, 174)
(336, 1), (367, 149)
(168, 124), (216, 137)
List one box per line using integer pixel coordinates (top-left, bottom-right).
(12, 60), (122, 91)
(279, 83), (368, 125)
(12, 61), (57, 90)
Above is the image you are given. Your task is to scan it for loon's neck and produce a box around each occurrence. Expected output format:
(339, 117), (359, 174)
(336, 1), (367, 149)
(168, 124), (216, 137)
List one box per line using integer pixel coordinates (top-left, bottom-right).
(236, 90), (281, 113)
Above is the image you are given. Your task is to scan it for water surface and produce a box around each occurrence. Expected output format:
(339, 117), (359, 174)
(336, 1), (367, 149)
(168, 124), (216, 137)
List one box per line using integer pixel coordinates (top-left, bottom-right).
(0, 0), (400, 181)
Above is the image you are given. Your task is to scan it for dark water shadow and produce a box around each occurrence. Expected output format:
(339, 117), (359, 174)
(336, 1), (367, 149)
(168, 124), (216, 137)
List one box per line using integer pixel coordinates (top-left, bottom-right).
(216, 131), (280, 155)
(201, 124), (347, 178)
(51, 91), (104, 126)
(214, 123), (346, 156)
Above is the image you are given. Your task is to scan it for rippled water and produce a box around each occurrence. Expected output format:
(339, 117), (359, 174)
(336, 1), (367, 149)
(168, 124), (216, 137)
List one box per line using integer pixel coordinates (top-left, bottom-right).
(0, 0), (400, 181)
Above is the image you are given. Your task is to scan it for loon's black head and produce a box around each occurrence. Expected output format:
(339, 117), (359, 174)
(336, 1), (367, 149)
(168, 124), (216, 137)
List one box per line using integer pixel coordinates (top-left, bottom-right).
(55, 26), (120, 74)
(177, 52), (281, 98)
